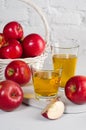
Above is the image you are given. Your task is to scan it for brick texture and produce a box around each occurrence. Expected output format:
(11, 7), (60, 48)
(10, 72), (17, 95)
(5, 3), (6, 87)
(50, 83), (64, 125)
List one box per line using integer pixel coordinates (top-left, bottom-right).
(0, 0), (86, 74)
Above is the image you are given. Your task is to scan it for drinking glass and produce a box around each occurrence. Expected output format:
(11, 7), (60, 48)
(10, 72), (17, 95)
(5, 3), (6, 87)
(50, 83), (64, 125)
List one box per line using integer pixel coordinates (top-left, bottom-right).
(31, 61), (62, 100)
(51, 39), (79, 89)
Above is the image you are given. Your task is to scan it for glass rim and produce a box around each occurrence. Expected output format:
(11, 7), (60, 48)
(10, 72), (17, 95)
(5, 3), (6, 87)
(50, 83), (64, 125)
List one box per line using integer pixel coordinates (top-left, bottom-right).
(31, 68), (63, 72)
(51, 44), (79, 49)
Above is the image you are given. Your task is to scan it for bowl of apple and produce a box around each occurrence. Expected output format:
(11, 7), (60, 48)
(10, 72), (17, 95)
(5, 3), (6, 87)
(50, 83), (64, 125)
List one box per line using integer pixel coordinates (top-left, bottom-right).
(0, 0), (50, 81)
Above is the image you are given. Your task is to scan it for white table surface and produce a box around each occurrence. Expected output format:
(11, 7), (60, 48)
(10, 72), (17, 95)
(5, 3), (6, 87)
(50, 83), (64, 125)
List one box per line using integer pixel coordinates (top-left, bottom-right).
(0, 53), (86, 130)
(0, 104), (86, 130)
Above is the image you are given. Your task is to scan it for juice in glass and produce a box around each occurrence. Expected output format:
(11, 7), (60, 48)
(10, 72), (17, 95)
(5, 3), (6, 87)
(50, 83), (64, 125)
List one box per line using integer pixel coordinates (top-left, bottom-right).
(51, 39), (79, 88)
(53, 54), (77, 88)
(32, 69), (62, 99)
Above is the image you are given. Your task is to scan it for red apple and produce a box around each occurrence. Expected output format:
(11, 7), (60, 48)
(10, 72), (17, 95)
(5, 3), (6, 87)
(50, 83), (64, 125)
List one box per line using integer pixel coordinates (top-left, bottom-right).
(0, 39), (23, 59)
(3, 21), (24, 41)
(22, 33), (46, 57)
(0, 33), (6, 48)
(41, 98), (65, 120)
(65, 75), (86, 104)
(0, 80), (23, 112)
(5, 60), (31, 85)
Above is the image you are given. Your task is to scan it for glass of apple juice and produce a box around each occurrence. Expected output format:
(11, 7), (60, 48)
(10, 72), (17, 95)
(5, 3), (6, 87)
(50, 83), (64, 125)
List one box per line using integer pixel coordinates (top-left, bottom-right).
(31, 61), (62, 101)
(51, 39), (79, 89)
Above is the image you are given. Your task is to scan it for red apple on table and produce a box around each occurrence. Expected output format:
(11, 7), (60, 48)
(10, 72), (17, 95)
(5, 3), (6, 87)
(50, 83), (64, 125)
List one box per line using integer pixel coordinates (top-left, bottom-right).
(65, 75), (86, 104)
(22, 33), (46, 57)
(3, 21), (24, 41)
(0, 33), (6, 48)
(0, 80), (23, 112)
(5, 60), (31, 85)
(0, 39), (23, 59)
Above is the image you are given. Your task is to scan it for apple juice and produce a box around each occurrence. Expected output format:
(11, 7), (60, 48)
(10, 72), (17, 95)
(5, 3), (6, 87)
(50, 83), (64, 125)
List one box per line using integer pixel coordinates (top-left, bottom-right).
(52, 54), (77, 88)
(32, 70), (61, 99)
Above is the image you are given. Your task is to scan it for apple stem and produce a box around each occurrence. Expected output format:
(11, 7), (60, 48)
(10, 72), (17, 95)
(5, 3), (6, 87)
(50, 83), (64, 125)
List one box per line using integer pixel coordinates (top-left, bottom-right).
(70, 85), (76, 92)
(11, 92), (17, 97)
(3, 42), (9, 47)
(0, 36), (2, 42)
(7, 68), (15, 76)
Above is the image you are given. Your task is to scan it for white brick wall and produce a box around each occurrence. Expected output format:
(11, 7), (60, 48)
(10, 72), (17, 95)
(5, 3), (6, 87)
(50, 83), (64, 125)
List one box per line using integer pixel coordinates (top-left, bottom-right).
(0, 0), (86, 74)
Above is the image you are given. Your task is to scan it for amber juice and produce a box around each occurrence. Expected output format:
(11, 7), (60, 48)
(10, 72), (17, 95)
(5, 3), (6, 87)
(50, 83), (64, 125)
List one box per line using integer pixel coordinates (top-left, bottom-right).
(32, 70), (61, 99)
(53, 54), (77, 88)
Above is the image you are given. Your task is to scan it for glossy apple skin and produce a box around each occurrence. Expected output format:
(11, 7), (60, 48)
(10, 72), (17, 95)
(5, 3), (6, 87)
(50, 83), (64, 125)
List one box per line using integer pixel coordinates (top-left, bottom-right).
(0, 80), (23, 112)
(0, 39), (23, 59)
(5, 60), (31, 85)
(22, 33), (46, 57)
(65, 75), (86, 104)
(3, 21), (23, 40)
(0, 33), (6, 48)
